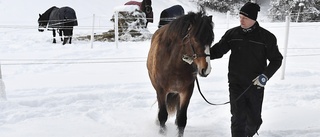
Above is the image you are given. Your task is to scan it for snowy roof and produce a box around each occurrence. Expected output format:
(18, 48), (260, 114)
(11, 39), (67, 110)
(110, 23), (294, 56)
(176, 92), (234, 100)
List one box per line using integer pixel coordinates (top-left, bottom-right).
(114, 5), (139, 12)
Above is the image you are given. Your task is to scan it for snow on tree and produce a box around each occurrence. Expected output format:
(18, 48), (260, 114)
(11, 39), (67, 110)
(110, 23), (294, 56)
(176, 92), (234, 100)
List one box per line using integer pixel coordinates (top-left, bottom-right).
(269, 0), (320, 22)
(198, 0), (247, 13)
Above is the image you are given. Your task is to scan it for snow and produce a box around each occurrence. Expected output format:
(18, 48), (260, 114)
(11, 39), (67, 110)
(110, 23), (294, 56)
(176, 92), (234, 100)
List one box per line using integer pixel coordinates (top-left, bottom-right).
(114, 5), (139, 12)
(1, 0), (320, 137)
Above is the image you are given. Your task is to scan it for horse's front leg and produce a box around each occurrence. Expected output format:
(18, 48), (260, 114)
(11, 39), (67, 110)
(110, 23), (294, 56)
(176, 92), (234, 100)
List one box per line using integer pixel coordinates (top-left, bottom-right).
(52, 29), (56, 43)
(157, 89), (168, 135)
(58, 29), (63, 41)
(158, 104), (168, 135)
(176, 101), (187, 137)
(176, 85), (194, 137)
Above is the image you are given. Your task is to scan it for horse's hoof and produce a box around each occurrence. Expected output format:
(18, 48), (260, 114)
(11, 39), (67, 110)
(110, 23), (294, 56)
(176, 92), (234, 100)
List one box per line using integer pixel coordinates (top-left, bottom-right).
(53, 39), (56, 43)
(178, 127), (185, 137)
(69, 38), (72, 44)
(159, 126), (167, 136)
(63, 38), (69, 45)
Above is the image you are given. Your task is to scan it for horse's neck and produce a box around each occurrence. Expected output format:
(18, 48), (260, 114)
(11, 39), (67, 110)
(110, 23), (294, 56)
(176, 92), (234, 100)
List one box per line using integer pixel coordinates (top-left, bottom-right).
(140, 0), (145, 11)
(166, 44), (185, 66)
(42, 6), (58, 20)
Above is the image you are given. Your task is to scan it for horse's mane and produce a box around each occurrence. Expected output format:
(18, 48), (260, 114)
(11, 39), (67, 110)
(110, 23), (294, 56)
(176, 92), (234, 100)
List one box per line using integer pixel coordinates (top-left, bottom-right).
(163, 11), (214, 46)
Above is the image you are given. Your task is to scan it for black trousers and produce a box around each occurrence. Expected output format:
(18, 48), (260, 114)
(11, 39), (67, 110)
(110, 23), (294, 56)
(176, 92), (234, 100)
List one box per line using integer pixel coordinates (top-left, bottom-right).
(229, 83), (264, 137)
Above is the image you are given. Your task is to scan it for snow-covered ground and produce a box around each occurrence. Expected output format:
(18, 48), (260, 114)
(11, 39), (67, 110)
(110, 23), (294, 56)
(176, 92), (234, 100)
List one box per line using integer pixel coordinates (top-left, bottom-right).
(1, 0), (320, 136)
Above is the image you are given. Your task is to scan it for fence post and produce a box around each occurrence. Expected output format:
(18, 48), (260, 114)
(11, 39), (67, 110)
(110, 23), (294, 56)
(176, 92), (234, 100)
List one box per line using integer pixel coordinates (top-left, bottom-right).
(90, 14), (95, 49)
(0, 63), (6, 101)
(114, 11), (119, 48)
(281, 15), (290, 80)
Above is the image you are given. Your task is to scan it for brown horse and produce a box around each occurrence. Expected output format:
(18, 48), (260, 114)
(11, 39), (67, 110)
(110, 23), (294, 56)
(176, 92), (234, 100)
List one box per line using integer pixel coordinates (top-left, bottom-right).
(147, 11), (214, 137)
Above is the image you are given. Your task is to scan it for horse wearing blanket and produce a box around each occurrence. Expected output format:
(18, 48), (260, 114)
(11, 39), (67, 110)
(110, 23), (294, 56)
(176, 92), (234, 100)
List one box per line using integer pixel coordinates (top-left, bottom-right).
(38, 6), (78, 45)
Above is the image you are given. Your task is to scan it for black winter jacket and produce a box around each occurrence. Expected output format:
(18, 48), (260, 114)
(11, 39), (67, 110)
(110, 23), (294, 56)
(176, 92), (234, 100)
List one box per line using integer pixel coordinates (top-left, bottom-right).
(210, 22), (283, 85)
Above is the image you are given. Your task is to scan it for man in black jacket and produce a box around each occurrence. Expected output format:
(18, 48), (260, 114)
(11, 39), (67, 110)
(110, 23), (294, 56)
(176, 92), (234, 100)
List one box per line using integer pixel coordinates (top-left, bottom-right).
(210, 2), (283, 137)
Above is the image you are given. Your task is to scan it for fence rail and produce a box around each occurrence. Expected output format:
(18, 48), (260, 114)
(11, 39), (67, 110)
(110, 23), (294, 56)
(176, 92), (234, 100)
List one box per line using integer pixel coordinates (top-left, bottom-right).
(1, 14), (320, 31)
(0, 57), (146, 64)
(1, 52), (319, 66)
(0, 13), (320, 64)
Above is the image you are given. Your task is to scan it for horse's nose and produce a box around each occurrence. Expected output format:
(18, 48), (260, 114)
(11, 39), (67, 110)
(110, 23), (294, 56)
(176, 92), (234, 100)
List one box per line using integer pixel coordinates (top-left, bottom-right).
(199, 68), (209, 77)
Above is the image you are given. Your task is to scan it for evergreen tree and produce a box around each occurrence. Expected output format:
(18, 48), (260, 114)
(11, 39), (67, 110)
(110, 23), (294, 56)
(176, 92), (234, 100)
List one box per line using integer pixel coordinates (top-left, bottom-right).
(269, 0), (320, 22)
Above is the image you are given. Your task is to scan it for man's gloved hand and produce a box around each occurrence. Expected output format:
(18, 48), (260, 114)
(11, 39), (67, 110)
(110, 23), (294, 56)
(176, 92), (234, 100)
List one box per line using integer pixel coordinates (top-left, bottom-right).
(252, 74), (268, 87)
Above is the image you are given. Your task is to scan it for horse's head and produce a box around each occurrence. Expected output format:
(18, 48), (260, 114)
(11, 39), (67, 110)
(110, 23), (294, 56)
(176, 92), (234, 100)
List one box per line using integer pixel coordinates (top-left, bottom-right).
(142, 0), (152, 14)
(38, 14), (47, 32)
(181, 12), (214, 77)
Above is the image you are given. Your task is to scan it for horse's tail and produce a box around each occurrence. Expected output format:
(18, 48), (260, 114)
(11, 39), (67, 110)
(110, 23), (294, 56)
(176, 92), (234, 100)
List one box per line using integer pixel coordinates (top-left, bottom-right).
(166, 93), (180, 115)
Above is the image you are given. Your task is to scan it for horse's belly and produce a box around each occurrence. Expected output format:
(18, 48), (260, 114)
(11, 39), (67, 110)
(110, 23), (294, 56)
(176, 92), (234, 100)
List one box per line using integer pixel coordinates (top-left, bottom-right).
(167, 80), (187, 92)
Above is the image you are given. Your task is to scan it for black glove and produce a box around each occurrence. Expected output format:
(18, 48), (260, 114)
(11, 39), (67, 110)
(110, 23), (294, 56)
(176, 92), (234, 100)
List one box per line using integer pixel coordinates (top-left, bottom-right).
(252, 74), (268, 87)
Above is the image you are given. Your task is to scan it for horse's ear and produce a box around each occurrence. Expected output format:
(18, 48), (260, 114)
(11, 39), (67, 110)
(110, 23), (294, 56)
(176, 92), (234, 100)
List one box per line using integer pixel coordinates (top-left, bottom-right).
(39, 14), (41, 17)
(209, 15), (212, 21)
(145, 0), (152, 4)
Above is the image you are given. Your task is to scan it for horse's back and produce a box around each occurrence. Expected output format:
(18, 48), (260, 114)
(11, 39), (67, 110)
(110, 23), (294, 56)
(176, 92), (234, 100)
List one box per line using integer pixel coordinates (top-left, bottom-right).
(48, 7), (78, 27)
(60, 7), (78, 26)
(159, 5), (184, 28)
(163, 5), (184, 17)
(147, 27), (161, 74)
(147, 26), (167, 81)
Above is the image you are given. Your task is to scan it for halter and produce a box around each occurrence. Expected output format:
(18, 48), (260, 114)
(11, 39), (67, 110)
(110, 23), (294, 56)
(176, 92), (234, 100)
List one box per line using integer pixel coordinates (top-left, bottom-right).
(145, 5), (152, 14)
(182, 26), (210, 65)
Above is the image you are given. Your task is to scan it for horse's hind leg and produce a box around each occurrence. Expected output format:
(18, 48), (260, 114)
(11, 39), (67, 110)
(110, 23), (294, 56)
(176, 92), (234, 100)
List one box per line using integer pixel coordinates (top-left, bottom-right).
(62, 28), (73, 45)
(62, 37), (69, 45)
(69, 37), (72, 44)
(69, 27), (74, 44)
(62, 29), (70, 45)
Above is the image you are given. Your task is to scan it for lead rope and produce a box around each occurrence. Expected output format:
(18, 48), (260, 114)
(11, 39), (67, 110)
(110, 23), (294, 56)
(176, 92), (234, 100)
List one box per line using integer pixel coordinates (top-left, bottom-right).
(195, 77), (253, 106)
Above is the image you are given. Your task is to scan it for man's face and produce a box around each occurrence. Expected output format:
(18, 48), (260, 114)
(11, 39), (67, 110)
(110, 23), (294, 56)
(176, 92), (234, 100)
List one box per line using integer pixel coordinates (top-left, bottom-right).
(239, 14), (256, 29)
